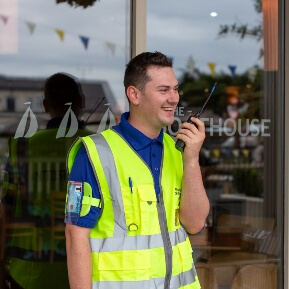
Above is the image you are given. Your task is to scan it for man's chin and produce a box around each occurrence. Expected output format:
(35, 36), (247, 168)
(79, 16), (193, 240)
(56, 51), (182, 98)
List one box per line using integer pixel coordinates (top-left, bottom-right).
(161, 118), (175, 128)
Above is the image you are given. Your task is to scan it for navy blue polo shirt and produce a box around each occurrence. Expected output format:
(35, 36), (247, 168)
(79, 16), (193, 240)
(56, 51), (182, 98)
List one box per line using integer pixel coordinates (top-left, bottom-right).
(65, 112), (163, 228)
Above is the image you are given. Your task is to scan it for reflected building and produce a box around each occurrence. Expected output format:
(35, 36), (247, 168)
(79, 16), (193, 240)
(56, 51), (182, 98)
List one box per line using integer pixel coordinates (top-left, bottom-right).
(0, 73), (119, 288)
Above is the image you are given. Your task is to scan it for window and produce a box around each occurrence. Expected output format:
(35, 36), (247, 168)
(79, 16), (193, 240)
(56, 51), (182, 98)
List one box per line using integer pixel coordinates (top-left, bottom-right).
(0, 0), (131, 287)
(6, 97), (15, 112)
(147, 0), (283, 288)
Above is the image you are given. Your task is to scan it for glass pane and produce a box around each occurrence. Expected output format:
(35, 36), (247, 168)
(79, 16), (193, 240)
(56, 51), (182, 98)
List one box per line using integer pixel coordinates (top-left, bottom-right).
(147, 0), (282, 288)
(0, 0), (130, 287)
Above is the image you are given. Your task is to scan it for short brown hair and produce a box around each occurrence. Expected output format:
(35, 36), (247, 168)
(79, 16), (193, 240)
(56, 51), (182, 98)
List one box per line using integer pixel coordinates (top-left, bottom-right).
(123, 51), (172, 95)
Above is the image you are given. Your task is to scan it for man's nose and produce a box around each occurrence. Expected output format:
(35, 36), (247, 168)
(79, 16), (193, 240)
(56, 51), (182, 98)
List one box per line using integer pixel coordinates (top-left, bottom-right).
(168, 90), (179, 103)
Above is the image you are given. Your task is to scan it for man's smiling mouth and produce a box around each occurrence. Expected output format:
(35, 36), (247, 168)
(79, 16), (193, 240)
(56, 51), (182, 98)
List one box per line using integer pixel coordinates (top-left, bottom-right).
(162, 107), (173, 111)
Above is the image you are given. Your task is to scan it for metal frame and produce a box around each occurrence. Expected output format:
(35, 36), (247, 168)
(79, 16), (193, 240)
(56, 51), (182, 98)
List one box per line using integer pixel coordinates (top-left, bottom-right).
(130, 0), (147, 58)
(283, 0), (289, 286)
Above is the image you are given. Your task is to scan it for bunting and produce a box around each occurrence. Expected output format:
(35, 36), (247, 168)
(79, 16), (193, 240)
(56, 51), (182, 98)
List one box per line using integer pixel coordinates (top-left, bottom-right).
(55, 29), (65, 41)
(0, 11), (261, 72)
(0, 12), (126, 53)
(105, 41), (116, 56)
(207, 62), (216, 78)
(25, 21), (36, 34)
(228, 65), (237, 79)
(187, 57), (195, 76)
(0, 14), (8, 25)
(248, 66), (258, 82)
(167, 56), (174, 63)
(79, 35), (89, 50)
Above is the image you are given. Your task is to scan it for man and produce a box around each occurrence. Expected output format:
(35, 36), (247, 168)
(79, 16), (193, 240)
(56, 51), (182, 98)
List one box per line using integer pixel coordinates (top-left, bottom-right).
(65, 51), (210, 289)
(3, 73), (92, 289)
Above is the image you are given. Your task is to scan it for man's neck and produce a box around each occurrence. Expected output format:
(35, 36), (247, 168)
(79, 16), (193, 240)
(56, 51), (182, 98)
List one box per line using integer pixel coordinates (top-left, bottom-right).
(127, 116), (161, 139)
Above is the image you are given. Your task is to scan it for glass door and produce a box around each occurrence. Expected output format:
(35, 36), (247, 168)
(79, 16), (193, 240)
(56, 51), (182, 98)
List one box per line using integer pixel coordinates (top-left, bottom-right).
(147, 0), (283, 288)
(0, 0), (131, 288)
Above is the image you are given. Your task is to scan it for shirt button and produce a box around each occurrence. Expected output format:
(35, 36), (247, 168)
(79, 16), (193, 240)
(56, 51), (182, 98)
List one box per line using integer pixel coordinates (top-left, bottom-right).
(152, 153), (156, 158)
(155, 168), (159, 171)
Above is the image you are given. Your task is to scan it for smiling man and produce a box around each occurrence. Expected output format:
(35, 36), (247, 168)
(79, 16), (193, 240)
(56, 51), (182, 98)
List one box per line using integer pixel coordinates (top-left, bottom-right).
(65, 51), (210, 289)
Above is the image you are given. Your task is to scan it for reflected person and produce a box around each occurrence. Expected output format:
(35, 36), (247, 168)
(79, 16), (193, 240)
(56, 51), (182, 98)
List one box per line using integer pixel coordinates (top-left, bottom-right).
(2, 73), (92, 289)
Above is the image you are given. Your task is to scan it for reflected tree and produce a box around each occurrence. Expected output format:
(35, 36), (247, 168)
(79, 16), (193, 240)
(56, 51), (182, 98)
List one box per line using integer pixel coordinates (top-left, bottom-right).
(178, 63), (262, 120)
(56, 0), (100, 8)
(218, 0), (263, 58)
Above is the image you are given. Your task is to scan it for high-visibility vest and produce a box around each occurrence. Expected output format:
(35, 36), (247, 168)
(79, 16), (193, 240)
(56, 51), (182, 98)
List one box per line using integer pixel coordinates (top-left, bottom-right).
(67, 129), (201, 289)
(5, 127), (91, 289)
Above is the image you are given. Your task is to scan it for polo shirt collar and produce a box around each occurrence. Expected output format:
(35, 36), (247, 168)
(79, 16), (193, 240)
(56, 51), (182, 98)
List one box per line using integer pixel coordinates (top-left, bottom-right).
(115, 112), (163, 151)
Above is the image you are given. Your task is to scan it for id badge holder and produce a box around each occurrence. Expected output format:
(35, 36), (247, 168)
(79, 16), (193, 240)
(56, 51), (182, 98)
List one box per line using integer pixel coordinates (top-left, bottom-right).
(66, 181), (83, 224)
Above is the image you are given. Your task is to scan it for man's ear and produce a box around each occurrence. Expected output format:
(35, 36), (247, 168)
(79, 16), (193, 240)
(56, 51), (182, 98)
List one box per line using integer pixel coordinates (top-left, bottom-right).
(126, 86), (140, 105)
(43, 98), (49, 113)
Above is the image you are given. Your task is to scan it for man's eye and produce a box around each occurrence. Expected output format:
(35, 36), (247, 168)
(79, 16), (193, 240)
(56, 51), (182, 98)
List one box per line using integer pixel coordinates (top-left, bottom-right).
(159, 89), (167, 93)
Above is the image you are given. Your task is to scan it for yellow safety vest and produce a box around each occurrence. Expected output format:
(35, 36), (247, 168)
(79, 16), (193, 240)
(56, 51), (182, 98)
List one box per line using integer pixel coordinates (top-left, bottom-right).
(67, 129), (201, 289)
(6, 127), (91, 289)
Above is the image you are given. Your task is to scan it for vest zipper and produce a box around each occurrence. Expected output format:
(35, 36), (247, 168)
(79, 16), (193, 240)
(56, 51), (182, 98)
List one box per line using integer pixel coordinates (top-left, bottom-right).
(157, 193), (173, 289)
(157, 148), (172, 289)
(99, 131), (174, 287)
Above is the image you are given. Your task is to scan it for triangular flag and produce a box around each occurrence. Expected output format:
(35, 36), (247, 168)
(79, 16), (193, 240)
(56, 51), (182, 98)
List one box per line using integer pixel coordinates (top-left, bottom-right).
(55, 29), (65, 42)
(79, 35), (89, 50)
(167, 56), (174, 63)
(105, 42), (116, 55)
(248, 66), (258, 82)
(0, 14), (8, 25)
(187, 57), (195, 75)
(228, 65), (237, 79)
(207, 62), (216, 78)
(25, 21), (36, 35)
(121, 46), (127, 55)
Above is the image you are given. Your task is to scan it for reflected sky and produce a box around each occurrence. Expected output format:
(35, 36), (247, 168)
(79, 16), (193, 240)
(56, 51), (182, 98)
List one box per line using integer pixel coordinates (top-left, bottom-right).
(0, 0), (262, 111)
(147, 0), (262, 78)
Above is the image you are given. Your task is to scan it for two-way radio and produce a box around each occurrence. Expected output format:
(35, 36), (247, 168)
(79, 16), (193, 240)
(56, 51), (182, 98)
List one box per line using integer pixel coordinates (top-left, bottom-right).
(175, 82), (217, 152)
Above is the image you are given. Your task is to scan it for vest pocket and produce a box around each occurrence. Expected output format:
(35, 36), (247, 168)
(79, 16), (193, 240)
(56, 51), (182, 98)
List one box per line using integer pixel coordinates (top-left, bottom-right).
(97, 250), (151, 286)
(176, 238), (193, 273)
(122, 184), (160, 235)
(137, 185), (160, 235)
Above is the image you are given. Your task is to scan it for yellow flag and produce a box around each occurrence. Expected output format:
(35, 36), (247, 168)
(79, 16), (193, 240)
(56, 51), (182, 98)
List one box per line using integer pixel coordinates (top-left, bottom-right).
(207, 62), (216, 78)
(55, 29), (65, 41)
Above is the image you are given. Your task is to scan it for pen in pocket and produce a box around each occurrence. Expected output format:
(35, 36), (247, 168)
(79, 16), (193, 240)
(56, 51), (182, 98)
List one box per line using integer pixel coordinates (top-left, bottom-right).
(129, 177), (133, 193)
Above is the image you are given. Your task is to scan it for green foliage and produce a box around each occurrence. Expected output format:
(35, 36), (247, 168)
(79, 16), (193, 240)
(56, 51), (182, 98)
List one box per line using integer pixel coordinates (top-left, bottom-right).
(56, 0), (100, 8)
(178, 64), (263, 119)
(232, 168), (263, 197)
(178, 71), (225, 116)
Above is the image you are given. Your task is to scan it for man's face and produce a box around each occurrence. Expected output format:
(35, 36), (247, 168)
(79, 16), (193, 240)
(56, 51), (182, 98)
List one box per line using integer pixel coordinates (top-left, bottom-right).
(137, 65), (179, 133)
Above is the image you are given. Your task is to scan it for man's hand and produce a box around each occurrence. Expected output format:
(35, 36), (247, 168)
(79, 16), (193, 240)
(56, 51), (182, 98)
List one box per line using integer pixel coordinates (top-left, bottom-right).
(177, 117), (209, 234)
(176, 117), (205, 164)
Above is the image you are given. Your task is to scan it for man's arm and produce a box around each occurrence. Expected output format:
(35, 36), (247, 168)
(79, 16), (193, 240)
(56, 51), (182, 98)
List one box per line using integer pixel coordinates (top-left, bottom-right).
(65, 224), (93, 289)
(176, 117), (210, 234)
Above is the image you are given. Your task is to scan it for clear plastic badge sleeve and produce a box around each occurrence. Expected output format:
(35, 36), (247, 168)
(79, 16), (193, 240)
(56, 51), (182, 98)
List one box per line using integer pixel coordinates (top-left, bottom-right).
(65, 181), (83, 224)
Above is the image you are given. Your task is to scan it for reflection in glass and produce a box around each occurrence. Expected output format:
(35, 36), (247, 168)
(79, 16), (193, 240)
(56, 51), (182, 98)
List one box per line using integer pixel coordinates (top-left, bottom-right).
(0, 0), (130, 287)
(147, 0), (281, 288)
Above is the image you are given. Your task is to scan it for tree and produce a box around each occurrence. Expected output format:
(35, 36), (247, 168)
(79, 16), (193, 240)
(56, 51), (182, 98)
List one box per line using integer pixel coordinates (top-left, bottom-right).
(178, 62), (262, 119)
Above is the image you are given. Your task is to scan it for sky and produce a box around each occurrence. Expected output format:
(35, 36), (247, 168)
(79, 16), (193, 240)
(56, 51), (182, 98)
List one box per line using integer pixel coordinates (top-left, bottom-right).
(147, 0), (262, 78)
(0, 0), (262, 112)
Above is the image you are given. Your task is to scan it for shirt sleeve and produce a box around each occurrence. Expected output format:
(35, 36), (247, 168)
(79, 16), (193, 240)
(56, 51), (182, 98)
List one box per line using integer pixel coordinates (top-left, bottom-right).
(64, 145), (101, 228)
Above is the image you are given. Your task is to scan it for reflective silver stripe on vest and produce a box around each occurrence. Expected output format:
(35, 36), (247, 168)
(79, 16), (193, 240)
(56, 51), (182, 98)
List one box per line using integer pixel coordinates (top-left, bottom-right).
(89, 134), (127, 235)
(90, 226), (188, 252)
(92, 269), (197, 289)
